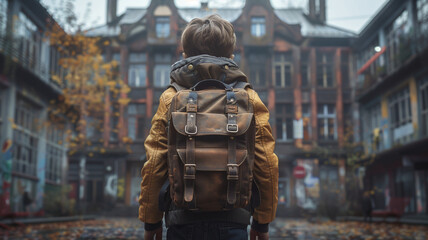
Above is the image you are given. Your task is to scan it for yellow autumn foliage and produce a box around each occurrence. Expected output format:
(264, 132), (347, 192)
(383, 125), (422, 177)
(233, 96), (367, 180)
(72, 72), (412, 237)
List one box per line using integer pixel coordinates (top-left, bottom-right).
(45, 21), (130, 154)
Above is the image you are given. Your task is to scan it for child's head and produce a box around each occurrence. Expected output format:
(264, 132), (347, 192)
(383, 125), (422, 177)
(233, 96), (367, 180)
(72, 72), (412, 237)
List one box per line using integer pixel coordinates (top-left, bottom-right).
(181, 14), (236, 58)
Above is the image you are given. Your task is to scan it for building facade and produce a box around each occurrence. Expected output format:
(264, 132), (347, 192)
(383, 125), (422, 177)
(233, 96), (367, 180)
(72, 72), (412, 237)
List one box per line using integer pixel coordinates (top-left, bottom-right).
(0, 0), (68, 215)
(85, 0), (356, 216)
(356, 0), (428, 215)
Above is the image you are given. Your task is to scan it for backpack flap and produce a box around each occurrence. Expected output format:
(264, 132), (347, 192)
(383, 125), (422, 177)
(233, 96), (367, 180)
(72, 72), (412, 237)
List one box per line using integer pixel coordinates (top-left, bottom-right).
(171, 112), (254, 136)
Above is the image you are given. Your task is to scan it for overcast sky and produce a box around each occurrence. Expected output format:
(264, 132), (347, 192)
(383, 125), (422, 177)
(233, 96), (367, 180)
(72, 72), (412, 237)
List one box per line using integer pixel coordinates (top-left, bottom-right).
(41, 0), (388, 33)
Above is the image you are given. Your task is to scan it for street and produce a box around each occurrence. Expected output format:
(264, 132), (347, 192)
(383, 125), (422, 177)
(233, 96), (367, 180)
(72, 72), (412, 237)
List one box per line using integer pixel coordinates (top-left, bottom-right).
(1, 218), (428, 240)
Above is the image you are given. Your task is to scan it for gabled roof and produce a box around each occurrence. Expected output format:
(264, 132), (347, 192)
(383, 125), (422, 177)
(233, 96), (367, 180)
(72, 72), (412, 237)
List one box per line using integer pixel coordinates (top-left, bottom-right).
(274, 8), (356, 38)
(177, 8), (242, 23)
(85, 8), (147, 37)
(85, 25), (120, 37)
(85, 6), (356, 39)
(119, 9), (147, 25)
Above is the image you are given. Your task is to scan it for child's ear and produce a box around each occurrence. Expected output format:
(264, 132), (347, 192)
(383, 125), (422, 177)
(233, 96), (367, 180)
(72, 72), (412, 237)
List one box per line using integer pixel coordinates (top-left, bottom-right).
(230, 54), (235, 60)
(182, 52), (187, 59)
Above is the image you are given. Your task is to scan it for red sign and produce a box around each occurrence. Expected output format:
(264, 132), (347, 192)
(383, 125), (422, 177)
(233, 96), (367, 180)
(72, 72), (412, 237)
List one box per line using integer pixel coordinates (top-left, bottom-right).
(293, 166), (306, 179)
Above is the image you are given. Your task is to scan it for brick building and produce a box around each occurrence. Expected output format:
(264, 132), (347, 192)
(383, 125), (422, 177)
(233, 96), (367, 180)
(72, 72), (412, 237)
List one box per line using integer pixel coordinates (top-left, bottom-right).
(83, 0), (356, 215)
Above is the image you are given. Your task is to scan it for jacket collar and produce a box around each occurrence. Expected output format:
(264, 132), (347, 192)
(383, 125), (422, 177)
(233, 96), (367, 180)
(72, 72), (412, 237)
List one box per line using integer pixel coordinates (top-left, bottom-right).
(170, 54), (248, 89)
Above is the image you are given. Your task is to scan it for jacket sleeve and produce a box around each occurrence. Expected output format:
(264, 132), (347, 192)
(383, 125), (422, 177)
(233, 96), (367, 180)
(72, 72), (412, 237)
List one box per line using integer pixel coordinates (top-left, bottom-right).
(139, 88), (176, 223)
(248, 88), (279, 224)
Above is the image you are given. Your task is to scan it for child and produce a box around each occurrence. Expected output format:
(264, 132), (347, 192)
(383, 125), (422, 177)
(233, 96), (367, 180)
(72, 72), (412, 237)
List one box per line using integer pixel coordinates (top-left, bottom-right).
(139, 14), (278, 240)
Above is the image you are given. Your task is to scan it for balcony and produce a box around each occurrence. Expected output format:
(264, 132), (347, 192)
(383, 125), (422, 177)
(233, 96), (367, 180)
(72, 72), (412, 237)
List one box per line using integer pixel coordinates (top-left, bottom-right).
(0, 35), (62, 92)
(357, 30), (428, 98)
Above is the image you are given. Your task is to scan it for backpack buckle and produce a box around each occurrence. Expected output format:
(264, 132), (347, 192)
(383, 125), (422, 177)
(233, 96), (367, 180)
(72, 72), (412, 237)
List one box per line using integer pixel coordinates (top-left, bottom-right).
(227, 164), (239, 180)
(226, 124), (238, 133)
(184, 164), (196, 179)
(185, 125), (198, 135)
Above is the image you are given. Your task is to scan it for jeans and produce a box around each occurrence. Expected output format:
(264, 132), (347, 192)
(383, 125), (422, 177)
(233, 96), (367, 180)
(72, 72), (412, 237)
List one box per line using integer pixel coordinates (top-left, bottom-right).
(167, 222), (248, 240)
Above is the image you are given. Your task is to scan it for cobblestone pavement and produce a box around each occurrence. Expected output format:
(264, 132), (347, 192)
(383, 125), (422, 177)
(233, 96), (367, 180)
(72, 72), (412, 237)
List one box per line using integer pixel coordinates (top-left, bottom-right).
(1, 217), (428, 239)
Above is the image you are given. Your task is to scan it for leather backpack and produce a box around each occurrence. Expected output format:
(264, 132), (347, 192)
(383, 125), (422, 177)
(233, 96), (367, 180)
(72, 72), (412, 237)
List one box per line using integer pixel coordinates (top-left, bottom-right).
(167, 79), (255, 211)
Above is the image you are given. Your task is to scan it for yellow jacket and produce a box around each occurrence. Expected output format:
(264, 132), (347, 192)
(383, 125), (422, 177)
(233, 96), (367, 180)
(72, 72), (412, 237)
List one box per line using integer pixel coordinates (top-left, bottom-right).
(139, 55), (278, 225)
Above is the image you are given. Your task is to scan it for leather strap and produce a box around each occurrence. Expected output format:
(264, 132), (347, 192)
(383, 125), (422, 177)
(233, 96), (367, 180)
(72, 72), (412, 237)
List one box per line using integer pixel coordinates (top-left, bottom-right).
(231, 81), (252, 89)
(184, 136), (196, 206)
(226, 90), (238, 207)
(185, 92), (198, 135)
(184, 91), (197, 207)
(170, 82), (186, 91)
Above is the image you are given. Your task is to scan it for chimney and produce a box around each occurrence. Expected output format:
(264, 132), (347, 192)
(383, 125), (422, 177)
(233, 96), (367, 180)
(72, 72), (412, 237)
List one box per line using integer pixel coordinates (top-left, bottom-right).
(201, 0), (208, 10)
(107, 0), (117, 24)
(308, 0), (326, 23)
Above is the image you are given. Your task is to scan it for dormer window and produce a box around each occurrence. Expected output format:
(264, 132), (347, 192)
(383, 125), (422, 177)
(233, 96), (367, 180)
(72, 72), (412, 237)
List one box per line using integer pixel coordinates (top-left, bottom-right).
(251, 17), (266, 37)
(156, 16), (170, 38)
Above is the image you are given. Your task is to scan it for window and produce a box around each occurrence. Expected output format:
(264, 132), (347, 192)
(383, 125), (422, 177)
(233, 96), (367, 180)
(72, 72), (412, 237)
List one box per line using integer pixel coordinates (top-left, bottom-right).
(128, 103), (146, 140)
(417, 0), (428, 48)
(386, 10), (411, 72)
(301, 51), (310, 87)
(419, 77), (428, 137)
(341, 52), (350, 88)
(248, 54), (267, 87)
(389, 86), (413, 143)
(15, 12), (41, 71)
(110, 103), (120, 141)
(363, 103), (381, 152)
(154, 65), (170, 87)
(46, 124), (65, 183)
(156, 17), (170, 38)
(395, 168), (416, 213)
(357, 39), (381, 85)
(317, 52), (335, 87)
(276, 104), (294, 141)
(315, 0), (321, 13)
(0, 0), (7, 37)
(317, 104), (337, 140)
(12, 98), (40, 176)
(154, 54), (171, 87)
(251, 17), (266, 37)
(273, 52), (293, 87)
(85, 115), (103, 140)
(302, 104), (312, 141)
(128, 53), (146, 87)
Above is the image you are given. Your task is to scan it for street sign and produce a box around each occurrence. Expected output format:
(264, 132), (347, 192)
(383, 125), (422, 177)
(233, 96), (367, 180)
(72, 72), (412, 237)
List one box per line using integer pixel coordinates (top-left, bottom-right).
(293, 165), (306, 179)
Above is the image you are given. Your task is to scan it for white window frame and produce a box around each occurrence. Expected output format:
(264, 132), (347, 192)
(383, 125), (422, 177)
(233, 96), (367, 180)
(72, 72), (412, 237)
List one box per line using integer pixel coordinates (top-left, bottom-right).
(276, 103), (294, 141)
(317, 52), (335, 88)
(273, 52), (293, 87)
(45, 123), (65, 184)
(389, 86), (413, 143)
(251, 17), (266, 37)
(154, 64), (170, 87)
(128, 53), (146, 87)
(153, 54), (171, 87)
(156, 16), (170, 38)
(12, 98), (40, 177)
(317, 104), (337, 140)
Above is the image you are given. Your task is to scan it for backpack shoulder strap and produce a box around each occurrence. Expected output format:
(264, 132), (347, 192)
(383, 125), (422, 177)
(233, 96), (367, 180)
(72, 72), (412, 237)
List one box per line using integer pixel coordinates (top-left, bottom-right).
(231, 81), (252, 89)
(170, 82), (187, 92)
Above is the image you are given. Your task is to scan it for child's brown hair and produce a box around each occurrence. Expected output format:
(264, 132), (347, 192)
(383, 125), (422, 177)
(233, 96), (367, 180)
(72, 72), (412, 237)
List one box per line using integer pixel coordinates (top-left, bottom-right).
(181, 14), (236, 58)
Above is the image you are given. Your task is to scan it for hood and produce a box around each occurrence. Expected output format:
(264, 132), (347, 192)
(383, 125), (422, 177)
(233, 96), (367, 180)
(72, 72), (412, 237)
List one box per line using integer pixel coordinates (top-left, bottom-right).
(170, 54), (248, 89)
